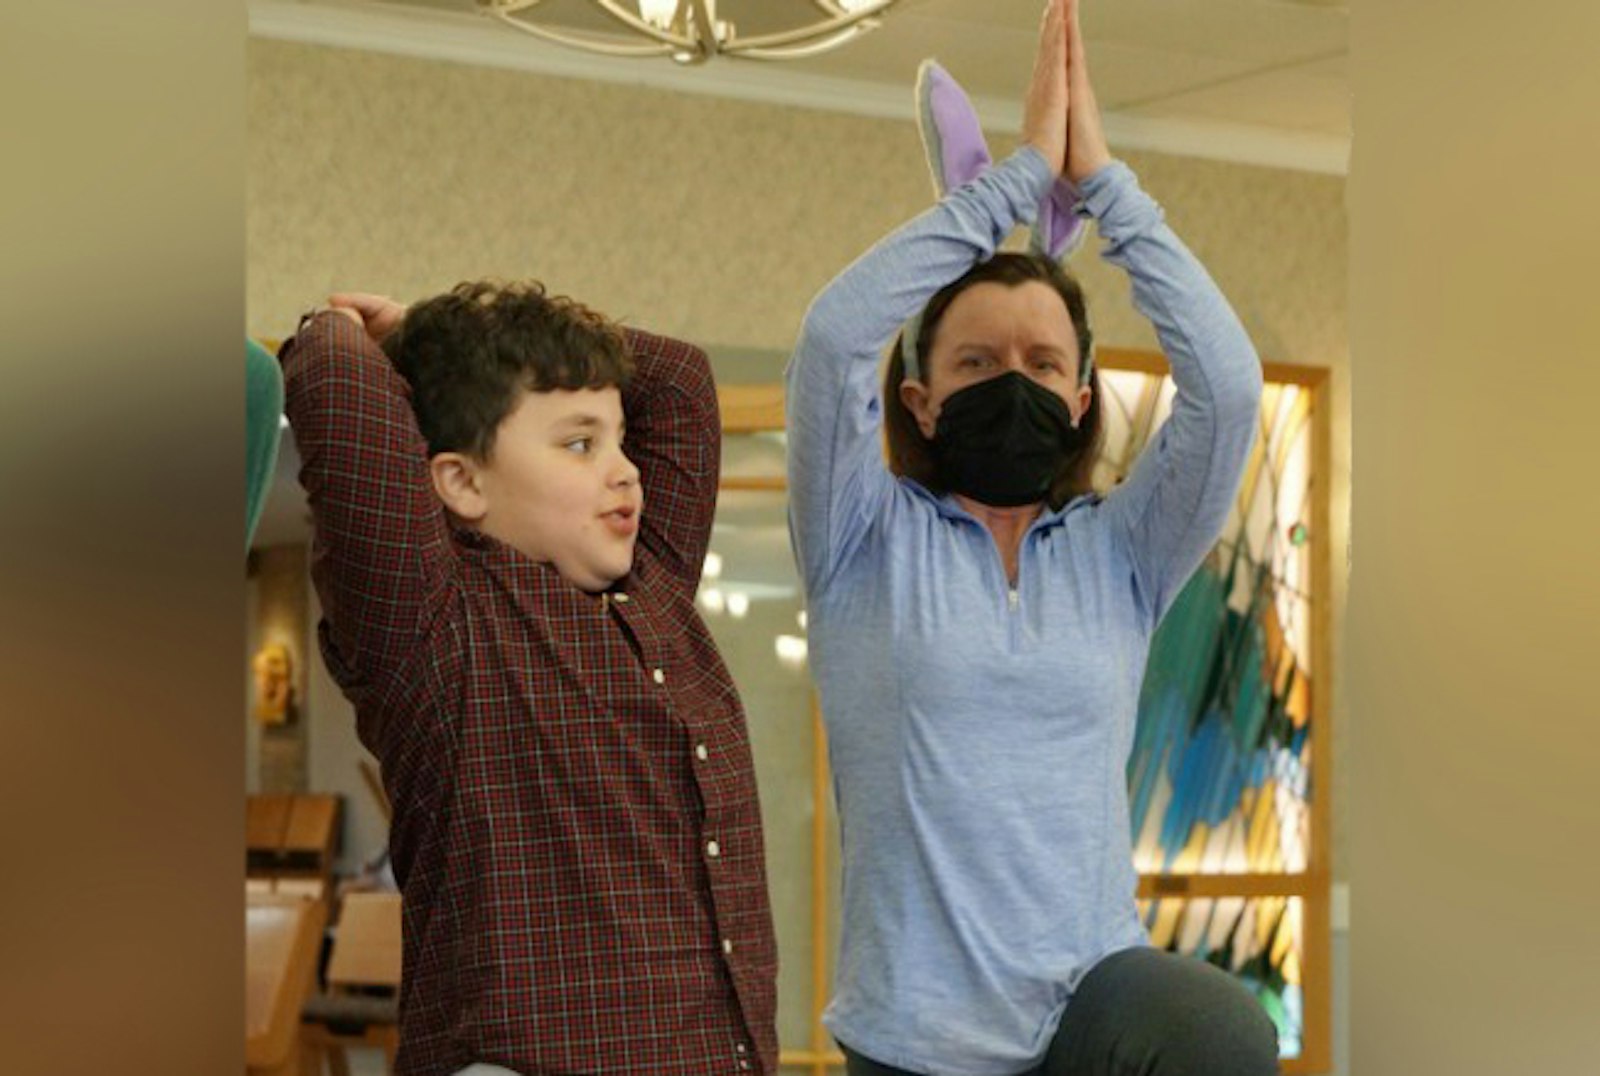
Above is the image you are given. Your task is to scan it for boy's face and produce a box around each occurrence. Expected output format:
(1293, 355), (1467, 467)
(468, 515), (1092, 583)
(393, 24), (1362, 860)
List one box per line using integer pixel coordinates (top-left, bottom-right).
(468, 386), (642, 591)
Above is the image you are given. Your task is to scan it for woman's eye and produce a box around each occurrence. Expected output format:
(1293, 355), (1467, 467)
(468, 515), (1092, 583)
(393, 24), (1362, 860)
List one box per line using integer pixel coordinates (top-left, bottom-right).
(958, 355), (988, 369)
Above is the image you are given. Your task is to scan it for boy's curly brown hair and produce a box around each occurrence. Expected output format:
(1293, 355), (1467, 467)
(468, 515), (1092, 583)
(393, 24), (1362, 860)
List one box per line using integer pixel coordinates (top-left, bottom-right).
(383, 280), (633, 460)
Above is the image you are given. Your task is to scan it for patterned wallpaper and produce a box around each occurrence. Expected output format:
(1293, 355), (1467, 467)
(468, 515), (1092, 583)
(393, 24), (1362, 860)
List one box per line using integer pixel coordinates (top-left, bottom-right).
(247, 37), (1350, 877)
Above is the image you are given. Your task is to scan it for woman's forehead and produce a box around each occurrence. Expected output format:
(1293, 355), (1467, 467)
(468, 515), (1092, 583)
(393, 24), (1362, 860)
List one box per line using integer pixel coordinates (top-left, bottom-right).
(934, 281), (1078, 346)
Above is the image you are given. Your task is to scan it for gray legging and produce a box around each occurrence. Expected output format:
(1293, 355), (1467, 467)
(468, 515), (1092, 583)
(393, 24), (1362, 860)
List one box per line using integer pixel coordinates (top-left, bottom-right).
(839, 947), (1281, 1076)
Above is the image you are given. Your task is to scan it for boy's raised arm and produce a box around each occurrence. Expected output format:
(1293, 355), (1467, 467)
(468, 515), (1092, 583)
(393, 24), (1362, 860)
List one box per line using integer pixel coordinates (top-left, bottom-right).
(617, 328), (721, 595)
(280, 309), (457, 684)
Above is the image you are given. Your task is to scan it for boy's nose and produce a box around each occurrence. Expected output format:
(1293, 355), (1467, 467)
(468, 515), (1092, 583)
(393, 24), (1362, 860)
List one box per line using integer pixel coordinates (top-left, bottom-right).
(613, 451), (641, 488)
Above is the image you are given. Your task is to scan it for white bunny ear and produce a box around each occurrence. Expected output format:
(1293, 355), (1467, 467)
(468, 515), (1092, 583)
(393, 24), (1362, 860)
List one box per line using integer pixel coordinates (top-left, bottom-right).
(915, 59), (992, 198)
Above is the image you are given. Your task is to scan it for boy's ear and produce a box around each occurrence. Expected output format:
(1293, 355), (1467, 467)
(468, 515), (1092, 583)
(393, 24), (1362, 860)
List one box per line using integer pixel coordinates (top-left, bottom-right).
(429, 452), (489, 523)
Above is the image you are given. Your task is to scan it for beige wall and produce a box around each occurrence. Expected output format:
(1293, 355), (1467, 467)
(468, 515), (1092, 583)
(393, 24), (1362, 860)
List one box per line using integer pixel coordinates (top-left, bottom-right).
(247, 37), (1351, 876)
(1347, 1), (1600, 1070)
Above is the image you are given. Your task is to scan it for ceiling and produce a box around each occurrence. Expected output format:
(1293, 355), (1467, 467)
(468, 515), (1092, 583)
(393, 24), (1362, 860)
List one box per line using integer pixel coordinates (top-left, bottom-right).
(248, 0), (1350, 554)
(250, 0), (1350, 173)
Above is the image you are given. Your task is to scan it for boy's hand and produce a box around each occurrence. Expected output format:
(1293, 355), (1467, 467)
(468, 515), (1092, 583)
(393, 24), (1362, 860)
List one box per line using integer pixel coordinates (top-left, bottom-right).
(1021, 0), (1069, 176)
(1064, 0), (1112, 183)
(324, 306), (365, 330)
(329, 292), (408, 340)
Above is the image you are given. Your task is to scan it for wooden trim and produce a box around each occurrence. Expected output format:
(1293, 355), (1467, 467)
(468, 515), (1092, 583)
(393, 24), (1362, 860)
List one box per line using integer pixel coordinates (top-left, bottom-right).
(1099, 346), (1332, 388)
(780, 1048), (846, 1068)
(718, 384), (786, 432)
(1096, 347), (1171, 376)
(810, 694), (831, 1076)
(1136, 872), (1324, 900)
(719, 475), (788, 492)
(1302, 363), (1335, 1074)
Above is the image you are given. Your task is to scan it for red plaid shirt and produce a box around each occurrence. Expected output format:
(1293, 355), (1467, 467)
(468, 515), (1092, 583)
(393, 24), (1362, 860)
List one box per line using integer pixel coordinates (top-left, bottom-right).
(281, 313), (778, 1076)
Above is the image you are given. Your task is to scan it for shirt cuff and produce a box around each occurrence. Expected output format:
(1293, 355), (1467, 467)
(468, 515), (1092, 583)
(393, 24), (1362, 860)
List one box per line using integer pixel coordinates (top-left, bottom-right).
(1077, 159), (1163, 240)
(1008, 144), (1058, 204)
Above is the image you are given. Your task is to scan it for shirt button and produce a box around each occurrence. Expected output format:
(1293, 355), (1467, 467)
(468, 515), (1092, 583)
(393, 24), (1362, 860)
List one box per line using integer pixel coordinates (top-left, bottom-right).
(735, 1043), (747, 1055)
(706, 839), (721, 858)
(738, 1061), (750, 1071)
(652, 668), (666, 684)
(722, 937), (734, 955)
(695, 743), (709, 762)
(613, 592), (629, 604)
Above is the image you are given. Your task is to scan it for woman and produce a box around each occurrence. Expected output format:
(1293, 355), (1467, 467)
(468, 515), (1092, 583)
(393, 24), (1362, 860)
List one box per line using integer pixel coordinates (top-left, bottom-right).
(784, 2), (1277, 1074)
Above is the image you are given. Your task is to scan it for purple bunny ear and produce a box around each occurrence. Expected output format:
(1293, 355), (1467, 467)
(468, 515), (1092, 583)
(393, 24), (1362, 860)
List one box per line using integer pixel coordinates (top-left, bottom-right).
(916, 59), (991, 196)
(1030, 177), (1088, 261)
(917, 58), (1087, 263)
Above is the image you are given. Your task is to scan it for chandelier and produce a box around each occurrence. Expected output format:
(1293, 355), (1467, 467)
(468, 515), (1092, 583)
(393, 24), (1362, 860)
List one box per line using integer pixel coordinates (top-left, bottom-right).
(477, 0), (904, 64)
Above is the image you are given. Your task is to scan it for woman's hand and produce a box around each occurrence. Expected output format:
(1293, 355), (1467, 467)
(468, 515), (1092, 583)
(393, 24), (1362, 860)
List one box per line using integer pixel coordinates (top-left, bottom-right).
(1021, 0), (1069, 176)
(328, 292), (408, 340)
(1064, 0), (1113, 184)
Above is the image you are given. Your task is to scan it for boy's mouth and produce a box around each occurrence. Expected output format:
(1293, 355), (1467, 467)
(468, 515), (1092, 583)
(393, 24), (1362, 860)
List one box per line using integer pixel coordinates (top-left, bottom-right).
(600, 503), (640, 537)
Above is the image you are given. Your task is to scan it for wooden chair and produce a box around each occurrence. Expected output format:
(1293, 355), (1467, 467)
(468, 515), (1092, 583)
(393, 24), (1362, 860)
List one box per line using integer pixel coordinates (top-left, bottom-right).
(247, 892), (327, 1076)
(300, 891), (403, 1076)
(247, 794), (341, 903)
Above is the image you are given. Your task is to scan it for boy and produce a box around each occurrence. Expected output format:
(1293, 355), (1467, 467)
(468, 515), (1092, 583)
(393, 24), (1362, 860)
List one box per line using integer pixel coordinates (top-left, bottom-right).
(279, 282), (777, 1076)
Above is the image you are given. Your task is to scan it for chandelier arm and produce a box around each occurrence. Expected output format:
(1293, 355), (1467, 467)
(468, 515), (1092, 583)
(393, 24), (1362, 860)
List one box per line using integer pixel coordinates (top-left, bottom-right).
(722, 2), (900, 51)
(807, 0), (897, 17)
(731, 24), (880, 60)
(688, 0), (720, 58)
(485, 9), (683, 57)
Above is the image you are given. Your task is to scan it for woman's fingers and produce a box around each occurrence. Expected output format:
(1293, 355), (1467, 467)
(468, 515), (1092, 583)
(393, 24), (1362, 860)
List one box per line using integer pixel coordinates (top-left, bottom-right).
(1064, 0), (1113, 183)
(1021, 0), (1069, 175)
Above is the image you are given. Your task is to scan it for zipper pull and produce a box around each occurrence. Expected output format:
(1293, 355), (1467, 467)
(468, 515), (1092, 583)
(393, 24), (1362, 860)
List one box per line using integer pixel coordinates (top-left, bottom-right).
(1008, 588), (1019, 612)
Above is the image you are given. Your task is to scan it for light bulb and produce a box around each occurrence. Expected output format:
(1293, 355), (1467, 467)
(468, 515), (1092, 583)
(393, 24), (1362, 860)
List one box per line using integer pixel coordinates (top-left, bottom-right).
(775, 634), (808, 668)
(637, 0), (678, 30)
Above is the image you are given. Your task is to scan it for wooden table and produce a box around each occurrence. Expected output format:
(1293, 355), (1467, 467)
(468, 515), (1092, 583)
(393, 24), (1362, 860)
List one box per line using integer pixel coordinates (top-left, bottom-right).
(246, 893), (326, 1076)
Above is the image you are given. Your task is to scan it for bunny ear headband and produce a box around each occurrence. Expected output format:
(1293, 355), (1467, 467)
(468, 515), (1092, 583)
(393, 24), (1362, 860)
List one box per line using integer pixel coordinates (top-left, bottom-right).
(903, 59), (1093, 386)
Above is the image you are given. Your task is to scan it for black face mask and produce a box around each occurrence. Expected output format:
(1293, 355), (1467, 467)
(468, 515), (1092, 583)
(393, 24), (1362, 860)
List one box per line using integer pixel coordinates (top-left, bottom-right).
(931, 371), (1086, 507)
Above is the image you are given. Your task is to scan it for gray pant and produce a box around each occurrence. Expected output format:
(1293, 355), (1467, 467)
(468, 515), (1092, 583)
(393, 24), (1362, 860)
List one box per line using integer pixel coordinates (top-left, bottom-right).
(840, 947), (1281, 1076)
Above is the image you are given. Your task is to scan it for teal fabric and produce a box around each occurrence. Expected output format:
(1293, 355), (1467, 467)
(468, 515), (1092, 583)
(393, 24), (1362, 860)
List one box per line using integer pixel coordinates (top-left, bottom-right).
(246, 337), (284, 548)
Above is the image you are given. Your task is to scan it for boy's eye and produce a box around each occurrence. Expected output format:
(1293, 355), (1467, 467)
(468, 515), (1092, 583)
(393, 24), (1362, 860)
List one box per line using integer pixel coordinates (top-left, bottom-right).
(564, 437), (593, 455)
